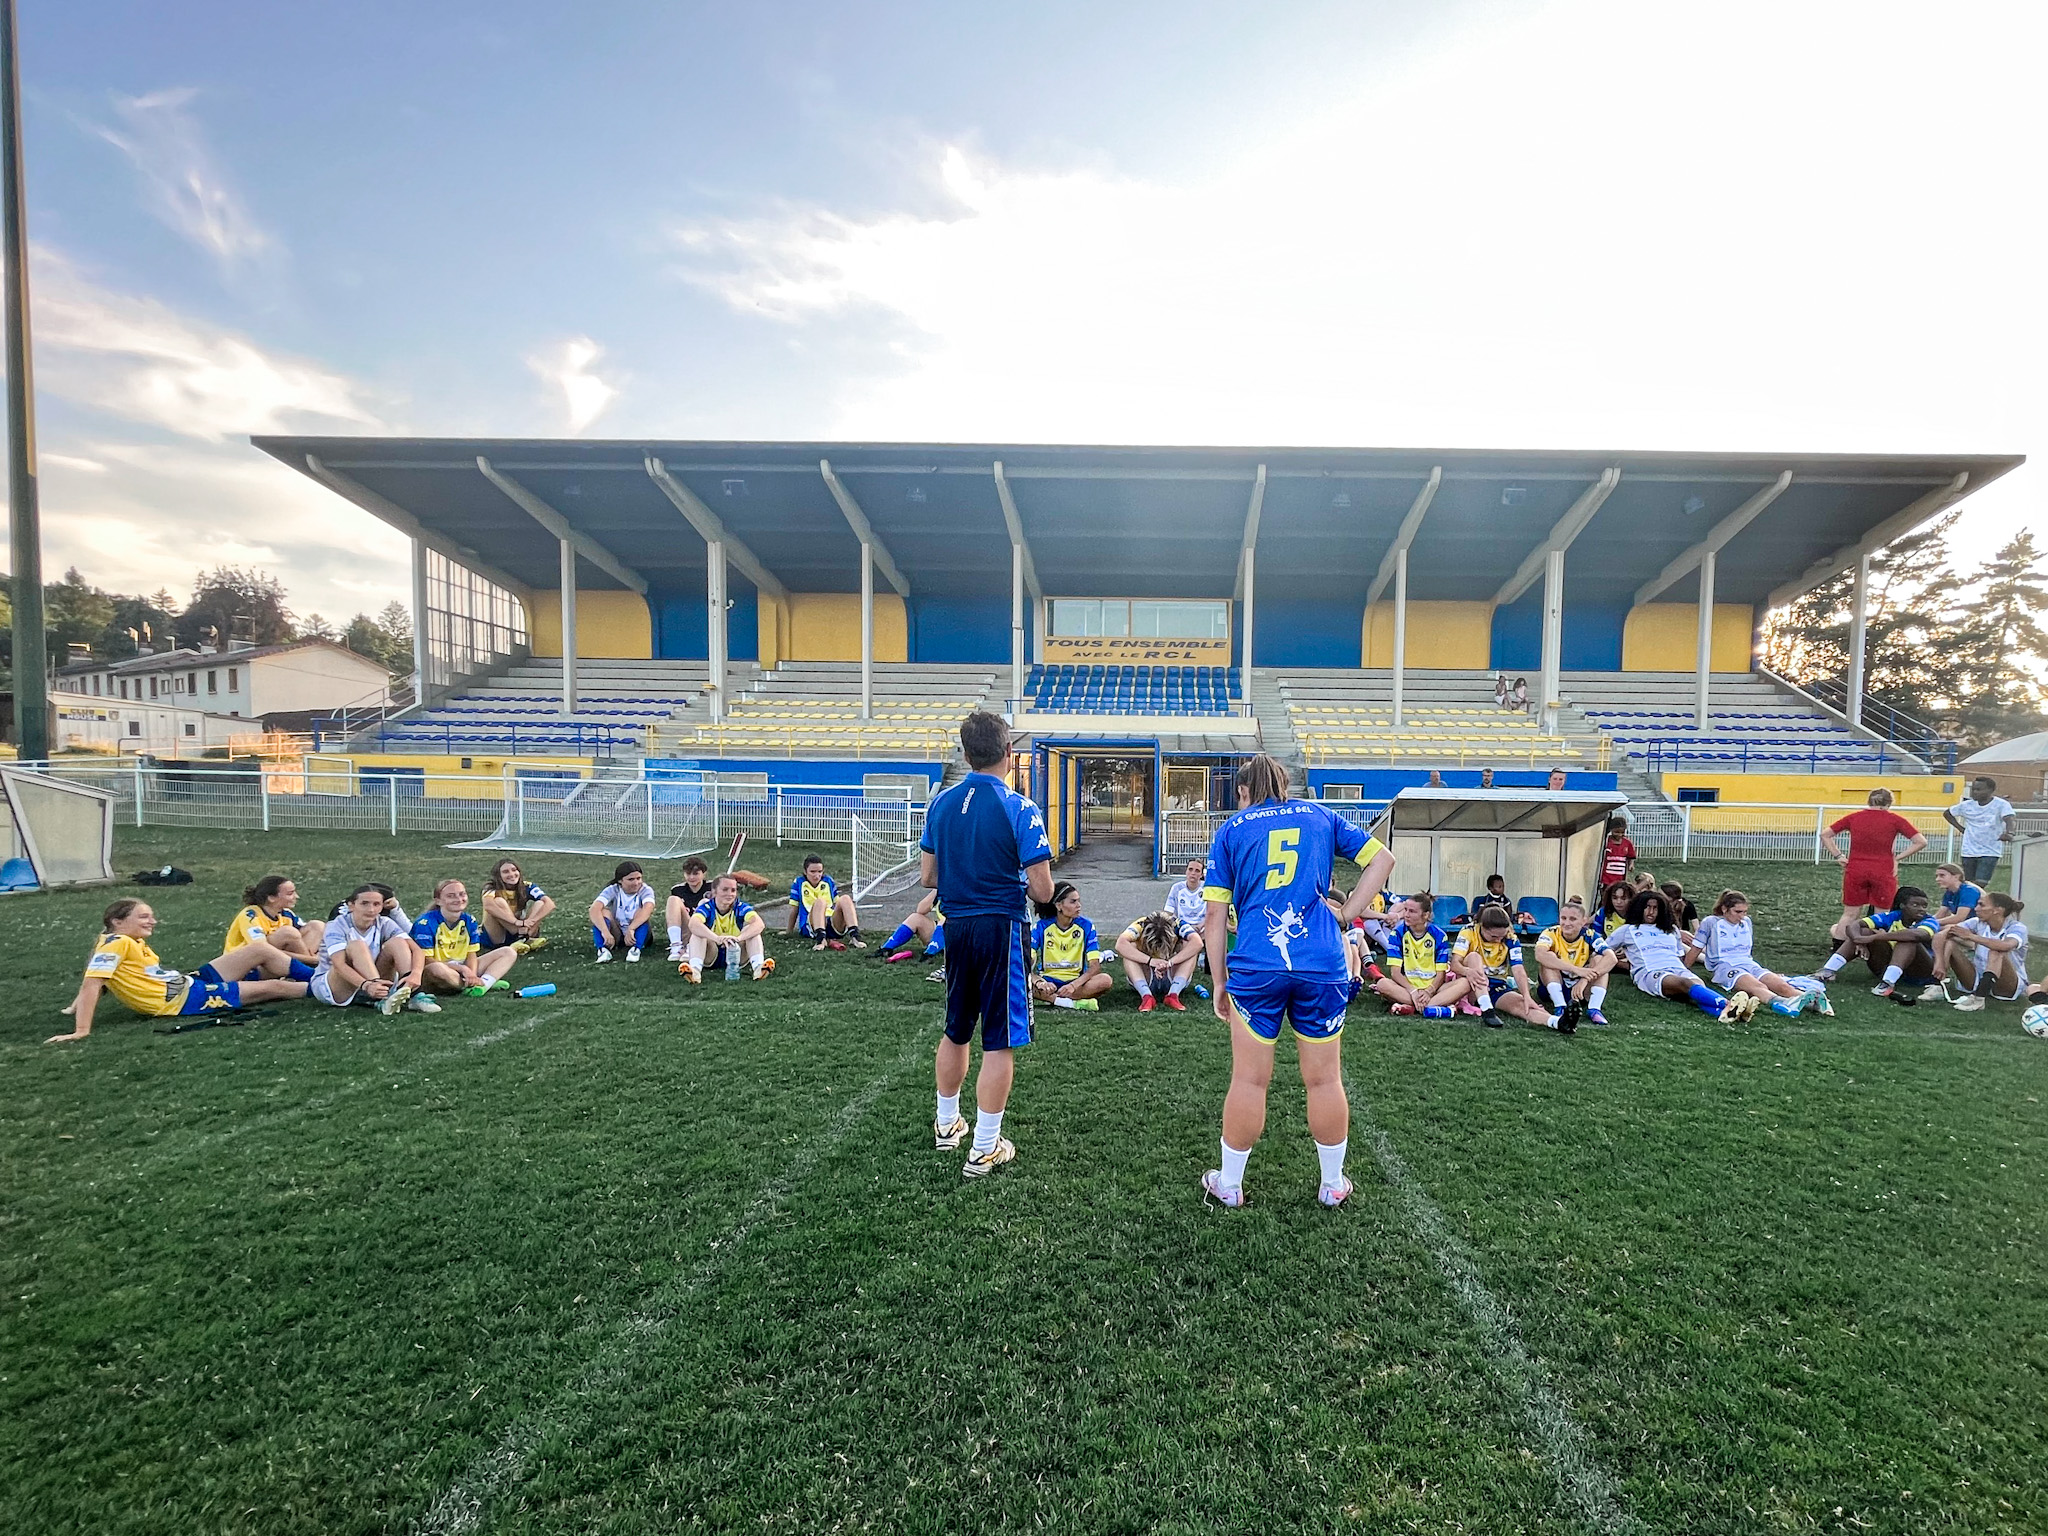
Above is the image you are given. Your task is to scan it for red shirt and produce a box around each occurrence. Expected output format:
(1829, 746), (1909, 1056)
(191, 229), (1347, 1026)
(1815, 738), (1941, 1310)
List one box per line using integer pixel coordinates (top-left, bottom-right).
(1602, 836), (1635, 883)
(1829, 808), (1919, 869)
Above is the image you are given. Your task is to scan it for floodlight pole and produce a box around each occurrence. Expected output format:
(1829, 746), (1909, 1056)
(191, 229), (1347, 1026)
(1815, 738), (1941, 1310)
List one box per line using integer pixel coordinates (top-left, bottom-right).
(706, 540), (727, 723)
(558, 540), (578, 717)
(2, 0), (46, 762)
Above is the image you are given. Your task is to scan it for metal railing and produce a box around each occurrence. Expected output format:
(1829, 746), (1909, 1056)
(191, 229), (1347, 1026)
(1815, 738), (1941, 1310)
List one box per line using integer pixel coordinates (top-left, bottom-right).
(358, 719), (653, 755)
(1008, 696), (1255, 721)
(1626, 801), (2048, 865)
(1636, 740), (1928, 774)
(1763, 667), (1959, 773)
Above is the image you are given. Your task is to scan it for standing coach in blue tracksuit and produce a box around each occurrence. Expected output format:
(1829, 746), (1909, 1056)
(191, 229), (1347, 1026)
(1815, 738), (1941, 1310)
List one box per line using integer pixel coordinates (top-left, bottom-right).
(921, 710), (1055, 1180)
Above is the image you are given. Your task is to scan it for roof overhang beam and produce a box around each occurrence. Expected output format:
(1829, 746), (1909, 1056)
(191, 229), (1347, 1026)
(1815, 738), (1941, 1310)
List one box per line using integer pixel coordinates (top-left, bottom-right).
(644, 457), (789, 603)
(1493, 467), (1621, 606)
(303, 454), (533, 600)
(1234, 464), (1266, 600)
(1634, 470), (1794, 606)
(1766, 472), (1970, 608)
(1366, 466), (1443, 605)
(475, 457), (647, 594)
(819, 459), (911, 597)
(991, 462), (1043, 600)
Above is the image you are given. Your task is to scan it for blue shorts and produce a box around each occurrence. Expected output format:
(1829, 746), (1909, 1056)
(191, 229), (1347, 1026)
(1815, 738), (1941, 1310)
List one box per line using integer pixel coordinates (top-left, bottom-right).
(178, 978), (243, 1015)
(1227, 971), (1351, 1042)
(942, 915), (1031, 1052)
(1485, 975), (1516, 1003)
(593, 922), (651, 951)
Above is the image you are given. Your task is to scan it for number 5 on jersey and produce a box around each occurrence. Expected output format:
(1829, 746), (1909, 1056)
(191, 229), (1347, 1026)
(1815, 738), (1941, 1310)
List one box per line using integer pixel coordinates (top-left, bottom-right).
(1264, 828), (1298, 889)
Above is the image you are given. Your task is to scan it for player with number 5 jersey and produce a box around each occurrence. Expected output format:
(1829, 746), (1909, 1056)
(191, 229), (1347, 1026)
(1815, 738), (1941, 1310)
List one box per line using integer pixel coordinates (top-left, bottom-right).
(1200, 754), (1395, 1210)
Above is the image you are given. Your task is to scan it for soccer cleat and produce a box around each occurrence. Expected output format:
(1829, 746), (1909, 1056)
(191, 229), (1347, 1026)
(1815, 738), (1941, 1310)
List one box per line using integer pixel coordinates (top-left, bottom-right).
(524, 936), (548, 953)
(845, 934), (866, 950)
(1769, 997), (1803, 1016)
(962, 1137), (1016, 1178)
(1921, 980), (1954, 1003)
(827, 939), (847, 952)
(379, 983), (413, 1016)
(1457, 998), (1483, 1017)
(1557, 1000), (1581, 1035)
(1318, 1176), (1354, 1208)
(1890, 990), (1918, 1007)
(1200, 1169), (1246, 1207)
(667, 943), (685, 962)
(1347, 978), (1364, 1004)
(1165, 992), (1187, 1012)
(679, 963), (701, 984)
(407, 993), (442, 1014)
(1482, 1009), (1505, 1029)
(926, 964), (947, 983)
(1738, 993), (1765, 1021)
(595, 948), (615, 965)
(1389, 1002), (1416, 1016)
(752, 958), (776, 981)
(1138, 993), (1156, 1013)
(934, 1115), (969, 1150)
(1715, 996), (1744, 1023)
(464, 983), (490, 998)
(1953, 993), (1986, 1011)
(626, 947), (643, 964)
(1585, 1006), (1609, 1026)
(511, 939), (532, 955)
(885, 950), (918, 964)
(1069, 997), (1099, 1011)
(1807, 990), (1836, 1017)
(1870, 980), (1894, 997)
(1364, 962), (1385, 983)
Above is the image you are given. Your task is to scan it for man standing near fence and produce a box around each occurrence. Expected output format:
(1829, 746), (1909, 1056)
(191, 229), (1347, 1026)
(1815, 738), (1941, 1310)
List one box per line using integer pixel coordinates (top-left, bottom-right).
(1943, 777), (2016, 887)
(1821, 788), (1928, 924)
(921, 711), (1054, 1179)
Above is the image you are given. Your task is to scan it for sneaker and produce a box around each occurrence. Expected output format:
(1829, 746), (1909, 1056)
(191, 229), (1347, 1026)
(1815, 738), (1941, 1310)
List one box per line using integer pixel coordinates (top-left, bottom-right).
(752, 958), (776, 981)
(1953, 993), (1987, 1012)
(1200, 1168), (1245, 1208)
(626, 947), (643, 964)
(1870, 980), (1894, 998)
(1138, 994), (1156, 1013)
(667, 943), (685, 963)
(379, 983), (413, 1016)
(1318, 1176), (1354, 1208)
(962, 1138), (1016, 1178)
(1557, 1000), (1581, 1035)
(1165, 993), (1187, 1012)
(1389, 1002), (1416, 1016)
(1585, 1007), (1608, 1026)
(595, 949), (615, 965)
(407, 993), (442, 1014)
(934, 1115), (969, 1150)
(679, 963), (701, 984)
(1921, 980), (1954, 1003)
(1481, 1010), (1504, 1029)
(1807, 990), (1836, 1017)
(926, 964), (947, 984)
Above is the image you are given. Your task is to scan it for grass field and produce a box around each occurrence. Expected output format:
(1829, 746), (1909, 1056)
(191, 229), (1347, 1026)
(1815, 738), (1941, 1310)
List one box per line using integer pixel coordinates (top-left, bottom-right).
(3, 828), (2044, 1534)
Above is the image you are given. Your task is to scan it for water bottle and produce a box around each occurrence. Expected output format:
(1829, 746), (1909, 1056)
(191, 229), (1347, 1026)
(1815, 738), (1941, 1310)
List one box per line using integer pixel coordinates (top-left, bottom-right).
(1193, 983), (1211, 999)
(515, 983), (556, 998)
(725, 943), (742, 981)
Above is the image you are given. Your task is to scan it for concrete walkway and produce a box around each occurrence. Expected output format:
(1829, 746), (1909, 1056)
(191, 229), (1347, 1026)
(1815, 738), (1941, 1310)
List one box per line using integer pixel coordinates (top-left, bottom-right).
(1051, 832), (1180, 932)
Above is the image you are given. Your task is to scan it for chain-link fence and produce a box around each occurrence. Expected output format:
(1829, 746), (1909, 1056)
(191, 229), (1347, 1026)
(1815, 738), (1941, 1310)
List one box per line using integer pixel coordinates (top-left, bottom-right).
(1622, 800), (2048, 866)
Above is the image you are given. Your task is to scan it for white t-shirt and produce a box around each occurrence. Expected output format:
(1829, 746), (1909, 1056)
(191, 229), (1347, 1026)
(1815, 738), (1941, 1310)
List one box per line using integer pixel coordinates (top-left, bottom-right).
(1951, 797), (2015, 858)
(1962, 917), (2030, 986)
(1612, 923), (1689, 976)
(316, 913), (407, 983)
(1166, 881), (1209, 932)
(596, 882), (653, 929)
(1696, 914), (1755, 968)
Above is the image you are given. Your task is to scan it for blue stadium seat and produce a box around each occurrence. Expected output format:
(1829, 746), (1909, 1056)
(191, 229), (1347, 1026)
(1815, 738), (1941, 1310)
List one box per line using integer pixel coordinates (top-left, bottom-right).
(1432, 895), (1470, 928)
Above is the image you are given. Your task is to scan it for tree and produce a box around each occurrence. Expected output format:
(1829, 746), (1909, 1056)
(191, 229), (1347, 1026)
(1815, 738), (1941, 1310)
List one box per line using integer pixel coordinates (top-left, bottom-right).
(44, 568), (117, 664)
(342, 602), (415, 675)
(1946, 532), (2048, 746)
(178, 567), (294, 650)
(297, 612), (340, 643)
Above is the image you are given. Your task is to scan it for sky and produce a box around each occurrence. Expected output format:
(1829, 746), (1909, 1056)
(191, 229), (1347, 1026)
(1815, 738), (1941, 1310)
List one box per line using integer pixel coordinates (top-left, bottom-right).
(13, 0), (2045, 626)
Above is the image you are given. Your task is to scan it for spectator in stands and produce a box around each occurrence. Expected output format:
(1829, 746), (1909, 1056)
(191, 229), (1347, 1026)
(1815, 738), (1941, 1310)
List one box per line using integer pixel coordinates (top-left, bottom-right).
(412, 879), (518, 998)
(665, 856), (712, 962)
(1811, 886), (1939, 1003)
(1944, 777), (2016, 886)
(1426, 770), (1447, 788)
(786, 855), (863, 951)
(1478, 767), (1497, 789)
(481, 860), (554, 953)
(1117, 910), (1202, 1011)
(52, 899), (310, 1042)
(1601, 819), (1636, 887)
(1696, 891), (1813, 1017)
(316, 885), (430, 1012)
(225, 876), (323, 970)
(1547, 768), (1568, 793)
(1031, 881), (1111, 1011)
(681, 874), (774, 983)
(1510, 677), (1530, 713)
(1166, 858), (1209, 936)
(1821, 789), (1928, 925)
(1494, 673), (1512, 710)
(1949, 892), (2028, 1011)
(1609, 889), (1752, 1021)
(1534, 898), (1616, 1025)
(1375, 895), (1473, 1017)
(589, 861), (655, 963)
(1658, 881), (1700, 934)
(876, 891), (945, 964)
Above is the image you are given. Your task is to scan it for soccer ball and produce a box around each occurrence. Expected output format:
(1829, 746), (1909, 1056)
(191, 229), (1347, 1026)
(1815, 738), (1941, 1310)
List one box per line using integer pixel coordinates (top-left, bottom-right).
(2022, 1004), (2048, 1040)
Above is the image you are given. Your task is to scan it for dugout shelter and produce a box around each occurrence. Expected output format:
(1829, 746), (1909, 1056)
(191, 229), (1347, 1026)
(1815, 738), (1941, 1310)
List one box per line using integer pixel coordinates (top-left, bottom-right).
(1377, 787), (1626, 913)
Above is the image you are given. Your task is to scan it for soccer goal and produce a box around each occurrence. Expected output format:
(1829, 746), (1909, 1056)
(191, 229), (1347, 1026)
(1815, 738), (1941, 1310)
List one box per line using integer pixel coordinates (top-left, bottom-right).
(453, 770), (715, 860)
(850, 805), (920, 903)
(0, 766), (116, 892)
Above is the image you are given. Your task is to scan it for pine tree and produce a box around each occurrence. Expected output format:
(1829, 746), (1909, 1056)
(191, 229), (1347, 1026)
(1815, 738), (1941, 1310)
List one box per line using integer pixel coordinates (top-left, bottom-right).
(1947, 532), (2048, 746)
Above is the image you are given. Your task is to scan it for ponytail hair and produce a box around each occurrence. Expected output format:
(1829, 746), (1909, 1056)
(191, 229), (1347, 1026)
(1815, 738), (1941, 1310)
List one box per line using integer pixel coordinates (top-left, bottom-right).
(243, 874), (291, 908)
(1987, 891), (2025, 919)
(1034, 880), (1078, 921)
(1235, 753), (1290, 807)
(1712, 889), (1747, 916)
(102, 897), (146, 930)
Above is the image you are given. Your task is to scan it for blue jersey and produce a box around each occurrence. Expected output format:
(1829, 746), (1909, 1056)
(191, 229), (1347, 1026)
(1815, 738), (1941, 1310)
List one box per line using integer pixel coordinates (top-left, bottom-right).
(1862, 910), (1939, 943)
(1203, 799), (1382, 983)
(1940, 881), (1984, 919)
(920, 771), (1053, 920)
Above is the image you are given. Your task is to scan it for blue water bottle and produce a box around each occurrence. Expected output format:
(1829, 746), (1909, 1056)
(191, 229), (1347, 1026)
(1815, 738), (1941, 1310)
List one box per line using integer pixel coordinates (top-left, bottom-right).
(725, 943), (742, 981)
(1193, 983), (1210, 999)
(516, 983), (556, 998)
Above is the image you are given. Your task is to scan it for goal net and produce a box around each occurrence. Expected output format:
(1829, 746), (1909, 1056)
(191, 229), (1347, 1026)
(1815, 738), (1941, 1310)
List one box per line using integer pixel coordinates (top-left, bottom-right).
(453, 773), (714, 860)
(0, 767), (116, 891)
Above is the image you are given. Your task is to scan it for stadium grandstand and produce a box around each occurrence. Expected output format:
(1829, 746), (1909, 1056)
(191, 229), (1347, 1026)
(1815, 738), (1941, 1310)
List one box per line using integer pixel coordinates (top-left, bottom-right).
(255, 437), (2021, 874)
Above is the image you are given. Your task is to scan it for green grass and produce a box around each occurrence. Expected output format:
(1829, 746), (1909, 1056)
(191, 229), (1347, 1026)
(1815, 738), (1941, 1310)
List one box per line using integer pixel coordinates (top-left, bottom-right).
(2, 832), (2043, 1534)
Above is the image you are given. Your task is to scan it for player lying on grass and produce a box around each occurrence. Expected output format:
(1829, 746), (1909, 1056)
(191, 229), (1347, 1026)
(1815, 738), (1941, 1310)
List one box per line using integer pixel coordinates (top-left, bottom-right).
(786, 855), (863, 950)
(480, 859), (554, 953)
(1695, 890), (1819, 1017)
(1454, 905), (1570, 1031)
(875, 890), (945, 963)
(1031, 881), (1110, 1011)
(590, 861), (655, 964)
(225, 875), (324, 968)
(1533, 898), (1616, 1025)
(680, 874), (774, 982)
(411, 878), (519, 998)
(1375, 895), (1473, 1017)
(1943, 892), (2028, 1011)
(1116, 910), (1202, 1011)
(1810, 885), (1939, 1005)
(51, 898), (310, 1042)
(1610, 888), (1755, 1022)
(314, 885), (432, 1014)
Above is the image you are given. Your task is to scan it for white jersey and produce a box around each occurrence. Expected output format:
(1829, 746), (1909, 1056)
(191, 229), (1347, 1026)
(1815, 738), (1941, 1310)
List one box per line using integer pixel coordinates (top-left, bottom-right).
(1696, 915), (1755, 969)
(316, 913), (407, 983)
(1963, 917), (2030, 986)
(1951, 796), (2014, 858)
(1166, 881), (1209, 932)
(596, 882), (653, 928)
(1612, 923), (1690, 976)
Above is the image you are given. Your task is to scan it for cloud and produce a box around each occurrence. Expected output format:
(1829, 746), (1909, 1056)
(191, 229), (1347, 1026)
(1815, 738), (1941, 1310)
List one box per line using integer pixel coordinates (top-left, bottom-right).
(92, 87), (272, 270)
(527, 336), (619, 433)
(33, 246), (386, 441)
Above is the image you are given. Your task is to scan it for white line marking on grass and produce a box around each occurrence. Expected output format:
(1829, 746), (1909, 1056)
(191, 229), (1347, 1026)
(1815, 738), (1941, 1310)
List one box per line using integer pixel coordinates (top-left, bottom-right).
(419, 1025), (930, 1535)
(1357, 1106), (1643, 1536)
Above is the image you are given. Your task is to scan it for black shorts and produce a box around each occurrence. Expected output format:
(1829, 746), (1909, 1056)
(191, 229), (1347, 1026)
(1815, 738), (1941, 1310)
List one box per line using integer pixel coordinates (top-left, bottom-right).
(942, 915), (1032, 1052)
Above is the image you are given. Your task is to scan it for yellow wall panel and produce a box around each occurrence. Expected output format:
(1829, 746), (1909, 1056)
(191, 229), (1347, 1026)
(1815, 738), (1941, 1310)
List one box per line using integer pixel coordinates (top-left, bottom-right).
(1361, 601), (1494, 668)
(528, 591), (653, 660)
(1622, 603), (1753, 673)
(756, 594), (785, 669)
(786, 593), (908, 662)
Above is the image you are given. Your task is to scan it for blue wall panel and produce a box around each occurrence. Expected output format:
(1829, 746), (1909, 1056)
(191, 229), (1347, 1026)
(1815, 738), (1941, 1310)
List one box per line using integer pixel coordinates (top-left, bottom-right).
(911, 595), (1010, 664)
(1254, 597), (1364, 669)
(1561, 600), (1625, 671)
(651, 583), (758, 661)
(1489, 594), (1543, 672)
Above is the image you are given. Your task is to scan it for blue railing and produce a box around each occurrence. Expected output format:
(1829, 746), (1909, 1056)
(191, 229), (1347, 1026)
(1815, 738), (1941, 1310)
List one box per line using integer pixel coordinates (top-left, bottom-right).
(363, 720), (646, 754)
(1775, 672), (1958, 772)
(1638, 740), (1916, 773)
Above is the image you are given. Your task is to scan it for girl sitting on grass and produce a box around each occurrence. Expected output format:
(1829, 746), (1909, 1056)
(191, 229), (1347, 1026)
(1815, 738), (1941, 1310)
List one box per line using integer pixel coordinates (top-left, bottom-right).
(1948, 893), (2028, 1012)
(481, 859), (555, 953)
(1452, 905), (1568, 1031)
(224, 875), (324, 970)
(51, 898), (310, 1042)
(1610, 888), (1755, 1022)
(1595, 881), (1634, 965)
(411, 878), (519, 998)
(1375, 894), (1473, 1018)
(1115, 910), (1203, 1012)
(316, 885), (431, 1014)
(1031, 882), (1111, 1011)
(876, 890), (945, 964)
(590, 861), (655, 963)
(1695, 890), (1821, 1017)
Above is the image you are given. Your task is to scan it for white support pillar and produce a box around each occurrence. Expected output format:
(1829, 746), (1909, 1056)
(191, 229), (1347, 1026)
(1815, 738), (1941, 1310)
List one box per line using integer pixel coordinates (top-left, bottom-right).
(1538, 547), (1565, 734)
(1847, 553), (1870, 727)
(1241, 547), (1256, 676)
(1011, 543), (1025, 709)
(1391, 546), (1409, 729)
(706, 540), (728, 724)
(558, 539), (578, 717)
(409, 536), (430, 708)
(860, 542), (874, 721)
(1693, 548), (1716, 731)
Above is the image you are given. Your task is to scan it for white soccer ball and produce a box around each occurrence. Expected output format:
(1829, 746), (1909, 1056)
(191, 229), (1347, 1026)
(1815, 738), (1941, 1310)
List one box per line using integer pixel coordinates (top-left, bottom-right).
(2022, 1004), (2048, 1040)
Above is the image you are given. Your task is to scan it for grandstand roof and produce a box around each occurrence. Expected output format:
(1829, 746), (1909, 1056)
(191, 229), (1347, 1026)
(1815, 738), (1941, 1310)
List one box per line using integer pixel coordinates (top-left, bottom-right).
(252, 438), (2021, 607)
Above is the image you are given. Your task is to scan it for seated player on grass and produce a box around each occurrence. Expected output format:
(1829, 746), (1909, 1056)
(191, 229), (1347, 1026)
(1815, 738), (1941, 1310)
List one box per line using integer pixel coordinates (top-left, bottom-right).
(1810, 885), (1939, 1006)
(785, 854), (863, 951)
(1453, 905), (1569, 1031)
(590, 861), (655, 964)
(1031, 881), (1111, 1011)
(411, 878), (518, 998)
(480, 859), (554, 953)
(1116, 910), (1202, 1012)
(681, 874), (774, 983)
(51, 898), (310, 1043)
(1695, 890), (1816, 1017)
(1659, 880), (1701, 934)
(875, 890), (945, 964)
(1946, 892), (2028, 1012)
(1926, 863), (1988, 993)
(1595, 881), (1634, 951)
(225, 875), (324, 970)
(1533, 898), (1617, 1026)
(665, 856), (712, 961)
(329, 882), (409, 928)
(1610, 888), (1753, 1022)
(1375, 894), (1474, 1018)
(314, 884), (431, 1014)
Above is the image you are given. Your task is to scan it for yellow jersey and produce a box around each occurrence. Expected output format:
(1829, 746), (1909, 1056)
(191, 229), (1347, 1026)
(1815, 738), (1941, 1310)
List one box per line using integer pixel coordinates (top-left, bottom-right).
(1033, 917), (1102, 981)
(1537, 925), (1608, 970)
(1452, 929), (1523, 980)
(1395, 923), (1450, 980)
(83, 933), (191, 1017)
(225, 904), (301, 953)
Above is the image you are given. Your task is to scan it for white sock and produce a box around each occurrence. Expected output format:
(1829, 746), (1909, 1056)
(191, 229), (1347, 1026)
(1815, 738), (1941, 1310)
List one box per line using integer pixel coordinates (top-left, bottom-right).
(667, 923), (684, 949)
(1820, 954), (1847, 976)
(972, 1108), (1004, 1156)
(1169, 975), (1187, 996)
(936, 1092), (960, 1126)
(1053, 996), (1076, 1009)
(1545, 981), (1567, 1008)
(1589, 985), (1606, 1008)
(1315, 1138), (1347, 1187)
(1220, 1139), (1251, 1189)
(1882, 963), (1903, 985)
